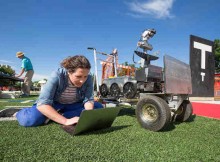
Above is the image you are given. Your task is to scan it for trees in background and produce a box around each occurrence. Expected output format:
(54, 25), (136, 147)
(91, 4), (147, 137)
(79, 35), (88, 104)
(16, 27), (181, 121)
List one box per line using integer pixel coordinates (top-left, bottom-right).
(0, 65), (15, 76)
(0, 65), (16, 88)
(0, 64), (48, 91)
(214, 39), (220, 73)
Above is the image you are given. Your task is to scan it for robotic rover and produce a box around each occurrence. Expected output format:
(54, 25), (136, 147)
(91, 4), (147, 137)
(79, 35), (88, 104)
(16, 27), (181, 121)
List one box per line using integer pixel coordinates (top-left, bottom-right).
(99, 29), (193, 131)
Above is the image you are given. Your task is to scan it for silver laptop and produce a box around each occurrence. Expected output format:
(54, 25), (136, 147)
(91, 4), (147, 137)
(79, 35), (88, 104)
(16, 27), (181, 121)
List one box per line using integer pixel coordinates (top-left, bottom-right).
(61, 107), (121, 135)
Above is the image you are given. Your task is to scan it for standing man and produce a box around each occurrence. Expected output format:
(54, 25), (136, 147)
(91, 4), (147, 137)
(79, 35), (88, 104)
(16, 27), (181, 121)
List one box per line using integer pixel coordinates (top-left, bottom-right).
(16, 51), (34, 97)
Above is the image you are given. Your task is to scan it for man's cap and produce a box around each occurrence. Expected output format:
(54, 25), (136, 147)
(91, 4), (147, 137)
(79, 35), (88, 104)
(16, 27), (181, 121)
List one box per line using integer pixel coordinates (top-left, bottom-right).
(16, 51), (24, 57)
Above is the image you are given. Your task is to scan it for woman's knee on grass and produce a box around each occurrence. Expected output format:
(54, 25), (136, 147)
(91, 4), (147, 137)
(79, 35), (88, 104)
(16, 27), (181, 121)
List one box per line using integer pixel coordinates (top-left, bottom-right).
(16, 108), (47, 127)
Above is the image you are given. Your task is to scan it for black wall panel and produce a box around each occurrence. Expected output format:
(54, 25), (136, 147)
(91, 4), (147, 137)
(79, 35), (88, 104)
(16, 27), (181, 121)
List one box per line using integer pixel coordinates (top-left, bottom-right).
(190, 35), (214, 97)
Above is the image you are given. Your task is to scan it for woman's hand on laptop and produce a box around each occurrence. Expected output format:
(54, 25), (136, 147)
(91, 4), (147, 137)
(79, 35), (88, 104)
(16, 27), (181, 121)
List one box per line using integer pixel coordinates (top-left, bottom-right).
(64, 117), (79, 126)
(84, 101), (94, 110)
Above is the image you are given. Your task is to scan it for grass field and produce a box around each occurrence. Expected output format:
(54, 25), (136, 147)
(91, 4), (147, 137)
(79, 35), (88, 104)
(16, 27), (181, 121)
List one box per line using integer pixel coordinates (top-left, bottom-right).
(0, 96), (220, 161)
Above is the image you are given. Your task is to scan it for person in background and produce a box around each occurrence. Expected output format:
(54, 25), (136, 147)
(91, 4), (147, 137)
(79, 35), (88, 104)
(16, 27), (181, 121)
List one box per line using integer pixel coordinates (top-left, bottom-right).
(0, 55), (103, 127)
(16, 51), (34, 97)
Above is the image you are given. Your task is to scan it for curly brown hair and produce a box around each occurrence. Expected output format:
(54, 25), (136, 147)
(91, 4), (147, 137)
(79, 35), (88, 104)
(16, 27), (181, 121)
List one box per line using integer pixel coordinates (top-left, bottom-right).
(61, 55), (91, 73)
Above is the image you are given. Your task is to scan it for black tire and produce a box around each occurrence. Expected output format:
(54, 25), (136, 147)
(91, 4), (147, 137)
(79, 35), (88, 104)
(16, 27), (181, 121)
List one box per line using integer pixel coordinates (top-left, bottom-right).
(175, 100), (193, 122)
(123, 82), (137, 99)
(136, 95), (171, 132)
(100, 84), (108, 97)
(110, 83), (120, 98)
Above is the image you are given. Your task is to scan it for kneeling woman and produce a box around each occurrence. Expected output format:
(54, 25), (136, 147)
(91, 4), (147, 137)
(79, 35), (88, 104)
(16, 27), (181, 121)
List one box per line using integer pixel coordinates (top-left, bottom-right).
(16, 55), (103, 127)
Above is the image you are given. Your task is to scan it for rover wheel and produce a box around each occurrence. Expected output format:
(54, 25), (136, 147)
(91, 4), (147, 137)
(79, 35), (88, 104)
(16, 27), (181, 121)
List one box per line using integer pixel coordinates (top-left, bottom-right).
(175, 100), (193, 122)
(100, 84), (108, 97)
(136, 95), (171, 132)
(110, 83), (120, 98)
(123, 82), (137, 99)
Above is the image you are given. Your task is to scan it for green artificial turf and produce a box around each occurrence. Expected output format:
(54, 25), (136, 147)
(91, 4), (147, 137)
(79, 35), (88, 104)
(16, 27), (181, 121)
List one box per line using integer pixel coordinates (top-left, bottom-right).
(0, 98), (220, 162)
(0, 95), (38, 109)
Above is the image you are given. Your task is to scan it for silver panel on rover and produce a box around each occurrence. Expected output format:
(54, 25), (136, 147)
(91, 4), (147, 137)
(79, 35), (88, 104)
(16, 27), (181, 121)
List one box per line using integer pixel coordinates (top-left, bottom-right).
(164, 55), (192, 94)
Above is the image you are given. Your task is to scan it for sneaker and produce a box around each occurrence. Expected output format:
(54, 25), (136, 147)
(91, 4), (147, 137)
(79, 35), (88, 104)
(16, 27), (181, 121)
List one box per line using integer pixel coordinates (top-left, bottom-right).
(0, 108), (21, 117)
